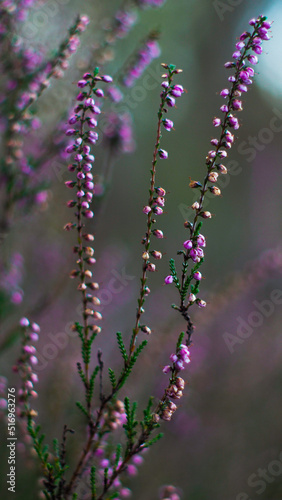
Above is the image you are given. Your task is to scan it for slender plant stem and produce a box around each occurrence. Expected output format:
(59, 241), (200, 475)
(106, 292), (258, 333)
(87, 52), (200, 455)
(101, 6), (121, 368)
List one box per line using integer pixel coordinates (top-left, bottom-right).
(130, 71), (173, 355)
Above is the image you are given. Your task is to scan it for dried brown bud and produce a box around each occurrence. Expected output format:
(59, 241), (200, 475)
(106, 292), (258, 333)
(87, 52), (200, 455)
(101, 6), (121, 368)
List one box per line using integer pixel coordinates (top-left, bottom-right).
(207, 172), (219, 182)
(64, 222), (76, 231)
(175, 377), (185, 390)
(199, 211), (212, 219)
(209, 186), (221, 196)
(83, 233), (95, 241)
(151, 250), (162, 260)
(77, 283), (87, 291)
(84, 270), (93, 278)
(141, 325), (151, 335)
(217, 164), (228, 174)
(85, 246), (94, 256)
(69, 270), (79, 279)
(189, 179), (202, 189)
(87, 282), (99, 290)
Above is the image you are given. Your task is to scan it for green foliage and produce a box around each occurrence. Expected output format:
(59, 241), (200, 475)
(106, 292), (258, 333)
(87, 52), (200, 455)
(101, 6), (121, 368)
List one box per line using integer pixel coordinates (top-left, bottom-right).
(123, 397), (138, 450)
(120, 340), (148, 388)
(169, 258), (181, 290)
(27, 416), (49, 466)
(116, 331), (128, 363)
(181, 258), (204, 302)
(75, 401), (89, 419)
(90, 466), (96, 500)
(142, 396), (154, 427)
(87, 365), (100, 404)
(83, 330), (98, 366)
(144, 432), (164, 448)
(194, 221), (203, 237)
(103, 467), (109, 488)
(113, 443), (122, 471)
(108, 367), (116, 389)
(176, 332), (185, 351)
(77, 363), (86, 385)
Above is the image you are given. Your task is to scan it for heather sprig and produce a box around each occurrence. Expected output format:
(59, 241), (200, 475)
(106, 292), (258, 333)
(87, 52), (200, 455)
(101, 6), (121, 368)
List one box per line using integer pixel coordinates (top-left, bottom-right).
(165, 15), (272, 347)
(64, 67), (113, 416)
(122, 31), (161, 88)
(158, 16), (272, 422)
(130, 63), (184, 355)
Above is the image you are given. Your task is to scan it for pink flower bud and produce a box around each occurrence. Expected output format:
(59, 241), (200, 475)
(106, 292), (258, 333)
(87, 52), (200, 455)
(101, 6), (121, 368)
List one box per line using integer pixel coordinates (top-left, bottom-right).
(183, 240), (193, 250)
(143, 205), (151, 214)
(165, 275), (173, 284)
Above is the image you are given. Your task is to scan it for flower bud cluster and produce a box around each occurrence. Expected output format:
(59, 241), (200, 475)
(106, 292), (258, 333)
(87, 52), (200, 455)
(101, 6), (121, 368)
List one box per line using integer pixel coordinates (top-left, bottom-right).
(92, 432), (145, 498)
(102, 399), (127, 431)
(160, 345), (190, 421)
(123, 33), (161, 88)
(16, 15), (90, 112)
(190, 16), (271, 214)
(102, 111), (135, 154)
(14, 317), (40, 418)
(0, 0), (37, 24)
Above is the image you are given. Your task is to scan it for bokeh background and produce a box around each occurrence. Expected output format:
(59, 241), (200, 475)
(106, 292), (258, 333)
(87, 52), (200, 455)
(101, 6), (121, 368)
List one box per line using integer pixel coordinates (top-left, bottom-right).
(1, 0), (282, 499)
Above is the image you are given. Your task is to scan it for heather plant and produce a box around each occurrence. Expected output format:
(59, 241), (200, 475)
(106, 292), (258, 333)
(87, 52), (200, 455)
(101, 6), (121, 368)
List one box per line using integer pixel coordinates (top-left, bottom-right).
(0, 3), (278, 500)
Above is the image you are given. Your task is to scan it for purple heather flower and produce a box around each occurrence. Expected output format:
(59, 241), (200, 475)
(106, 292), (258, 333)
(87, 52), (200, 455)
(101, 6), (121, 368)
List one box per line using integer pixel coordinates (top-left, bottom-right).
(232, 100), (243, 111)
(232, 50), (241, 59)
(166, 96), (175, 107)
(155, 186), (166, 196)
(20, 317), (30, 327)
(228, 116), (239, 129)
(220, 89), (229, 98)
(95, 88), (104, 98)
(163, 365), (171, 374)
(122, 36), (161, 87)
(197, 299), (207, 308)
(171, 88), (182, 98)
(183, 240), (193, 250)
(153, 206), (163, 215)
(189, 248), (198, 261)
(163, 118), (174, 131)
(213, 118), (221, 127)
(158, 149), (168, 159)
(220, 105), (228, 113)
(77, 79), (88, 88)
(188, 293), (196, 303)
(143, 205), (151, 214)
(153, 229), (164, 238)
(170, 353), (178, 363)
(101, 75), (113, 82)
(193, 271), (202, 280)
(165, 275), (173, 284)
